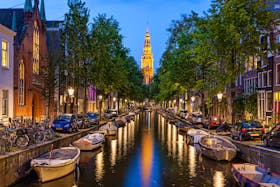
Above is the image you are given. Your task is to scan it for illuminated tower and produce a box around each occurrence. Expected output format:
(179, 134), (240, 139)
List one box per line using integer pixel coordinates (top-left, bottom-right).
(141, 26), (154, 85)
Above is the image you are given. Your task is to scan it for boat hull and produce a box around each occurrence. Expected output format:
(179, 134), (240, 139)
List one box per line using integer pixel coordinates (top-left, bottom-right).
(73, 141), (102, 151)
(107, 129), (117, 136)
(200, 145), (236, 161)
(31, 147), (80, 183)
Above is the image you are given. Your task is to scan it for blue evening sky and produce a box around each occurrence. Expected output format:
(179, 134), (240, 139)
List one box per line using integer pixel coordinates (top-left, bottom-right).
(4, 0), (211, 72)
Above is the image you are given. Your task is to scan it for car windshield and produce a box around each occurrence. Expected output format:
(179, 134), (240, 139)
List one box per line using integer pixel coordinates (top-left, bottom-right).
(58, 115), (71, 122)
(243, 122), (262, 128)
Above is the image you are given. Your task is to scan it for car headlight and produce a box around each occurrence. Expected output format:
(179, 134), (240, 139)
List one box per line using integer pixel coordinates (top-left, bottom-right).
(65, 124), (70, 128)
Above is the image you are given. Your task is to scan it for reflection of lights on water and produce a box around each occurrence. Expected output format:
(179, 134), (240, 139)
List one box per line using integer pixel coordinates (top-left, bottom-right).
(213, 171), (225, 187)
(148, 112), (151, 129)
(188, 145), (196, 178)
(167, 124), (171, 154)
(111, 139), (117, 166)
(172, 125), (177, 158)
(141, 132), (153, 187)
(118, 128), (123, 159)
(178, 134), (183, 163)
(124, 125), (128, 156)
(95, 151), (104, 182)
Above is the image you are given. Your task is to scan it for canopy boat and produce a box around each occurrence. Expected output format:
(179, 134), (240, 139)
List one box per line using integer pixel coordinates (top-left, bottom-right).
(232, 163), (280, 187)
(31, 146), (80, 183)
(73, 133), (105, 151)
(198, 135), (237, 161)
(99, 122), (118, 136)
(186, 128), (208, 144)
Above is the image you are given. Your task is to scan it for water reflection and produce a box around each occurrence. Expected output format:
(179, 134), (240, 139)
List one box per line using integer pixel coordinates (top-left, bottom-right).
(39, 171), (79, 187)
(95, 151), (104, 182)
(15, 111), (237, 187)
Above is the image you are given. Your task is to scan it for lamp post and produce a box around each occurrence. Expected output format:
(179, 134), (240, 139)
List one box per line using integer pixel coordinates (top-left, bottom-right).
(217, 92), (223, 117)
(98, 95), (102, 119)
(68, 87), (74, 113)
(113, 97), (116, 109)
(191, 96), (195, 113)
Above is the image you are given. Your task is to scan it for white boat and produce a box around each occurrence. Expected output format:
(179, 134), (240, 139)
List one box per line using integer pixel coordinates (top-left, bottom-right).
(199, 135), (237, 161)
(186, 128), (208, 144)
(232, 163), (280, 187)
(73, 133), (105, 151)
(31, 146), (80, 183)
(99, 122), (118, 136)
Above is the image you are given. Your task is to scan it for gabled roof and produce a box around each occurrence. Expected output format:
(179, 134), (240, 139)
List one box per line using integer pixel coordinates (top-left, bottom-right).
(0, 8), (25, 44)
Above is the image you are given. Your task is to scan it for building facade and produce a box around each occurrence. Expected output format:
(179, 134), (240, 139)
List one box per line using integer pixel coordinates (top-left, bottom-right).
(0, 0), (49, 121)
(141, 26), (154, 85)
(0, 24), (16, 122)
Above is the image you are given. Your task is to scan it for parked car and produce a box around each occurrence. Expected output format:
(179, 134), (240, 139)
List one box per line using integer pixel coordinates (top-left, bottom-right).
(179, 109), (188, 119)
(52, 114), (79, 133)
(263, 123), (280, 147)
(231, 121), (265, 141)
(87, 112), (100, 125)
(203, 116), (223, 129)
(191, 112), (203, 124)
(77, 114), (90, 129)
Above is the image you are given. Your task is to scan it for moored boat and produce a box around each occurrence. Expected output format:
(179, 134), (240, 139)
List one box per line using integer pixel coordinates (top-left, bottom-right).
(73, 133), (105, 151)
(186, 128), (208, 144)
(31, 146), (80, 183)
(198, 135), (237, 161)
(232, 163), (280, 187)
(99, 122), (118, 136)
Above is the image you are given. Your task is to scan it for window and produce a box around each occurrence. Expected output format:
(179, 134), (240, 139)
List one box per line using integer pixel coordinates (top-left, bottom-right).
(19, 61), (25, 105)
(2, 90), (8, 115)
(262, 72), (267, 87)
(258, 72), (262, 88)
(277, 64), (280, 85)
(267, 92), (273, 111)
(268, 70), (272, 87)
(258, 92), (265, 119)
(1, 40), (8, 68)
(33, 21), (39, 74)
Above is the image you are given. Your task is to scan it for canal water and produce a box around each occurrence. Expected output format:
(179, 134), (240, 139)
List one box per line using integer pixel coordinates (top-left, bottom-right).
(15, 111), (238, 187)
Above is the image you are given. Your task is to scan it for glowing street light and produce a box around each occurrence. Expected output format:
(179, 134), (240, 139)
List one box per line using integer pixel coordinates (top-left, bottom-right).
(191, 96), (195, 102)
(217, 92), (223, 102)
(113, 97), (116, 102)
(68, 87), (74, 97)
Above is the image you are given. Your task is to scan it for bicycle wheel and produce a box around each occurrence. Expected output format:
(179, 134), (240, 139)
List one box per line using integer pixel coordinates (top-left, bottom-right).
(34, 131), (45, 144)
(45, 129), (55, 140)
(15, 135), (29, 148)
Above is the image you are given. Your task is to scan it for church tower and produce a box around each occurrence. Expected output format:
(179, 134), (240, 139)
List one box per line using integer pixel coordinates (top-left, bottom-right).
(141, 26), (154, 85)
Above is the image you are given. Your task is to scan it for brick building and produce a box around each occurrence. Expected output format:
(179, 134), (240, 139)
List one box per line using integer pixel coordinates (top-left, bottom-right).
(0, 0), (50, 121)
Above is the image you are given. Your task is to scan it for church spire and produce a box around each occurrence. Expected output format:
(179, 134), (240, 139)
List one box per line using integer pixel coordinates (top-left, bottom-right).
(24, 0), (33, 11)
(12, 11), (17, 32)
(141, 26), (154, 85)
(40, 0), (46, 22)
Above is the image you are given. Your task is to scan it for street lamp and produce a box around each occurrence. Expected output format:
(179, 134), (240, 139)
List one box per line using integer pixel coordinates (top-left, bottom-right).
(217, 92), (223, 102)
(68, 87), (74, 97)
(98, 95), (102, 119)
(113, 97), (116, 109)
(191, 96), (195, 102)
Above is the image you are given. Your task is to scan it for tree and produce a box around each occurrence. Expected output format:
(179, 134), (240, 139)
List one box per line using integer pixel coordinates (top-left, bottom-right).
(62, 0), (90, 113)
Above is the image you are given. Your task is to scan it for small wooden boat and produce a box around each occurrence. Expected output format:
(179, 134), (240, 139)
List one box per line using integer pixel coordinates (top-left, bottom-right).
(99, 122), (117, 136)
(73, 133), (105, 151)
(31, 146), (80, 182)
(186, 128), (208, 144)
(198, 135), (237, 161)
(115, 117), (126, 127)
(232, 163), (280, 187)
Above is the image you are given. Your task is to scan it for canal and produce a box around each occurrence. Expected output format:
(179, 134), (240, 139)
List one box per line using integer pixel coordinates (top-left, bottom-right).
(14, 111), (238, 187)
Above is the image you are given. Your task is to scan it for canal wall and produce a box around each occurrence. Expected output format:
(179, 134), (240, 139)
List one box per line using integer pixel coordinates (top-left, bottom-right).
(158, 110), (280, 174)
(233, 141), (280, 173)
(0, 124), (103, 187)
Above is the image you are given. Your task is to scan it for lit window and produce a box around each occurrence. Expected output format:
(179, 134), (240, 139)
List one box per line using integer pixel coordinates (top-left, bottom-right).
(2, 90), (8, 115)
(19, 61), (25, 105)
(33, 21), (39, 74)
(2, 40), (8, 68)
